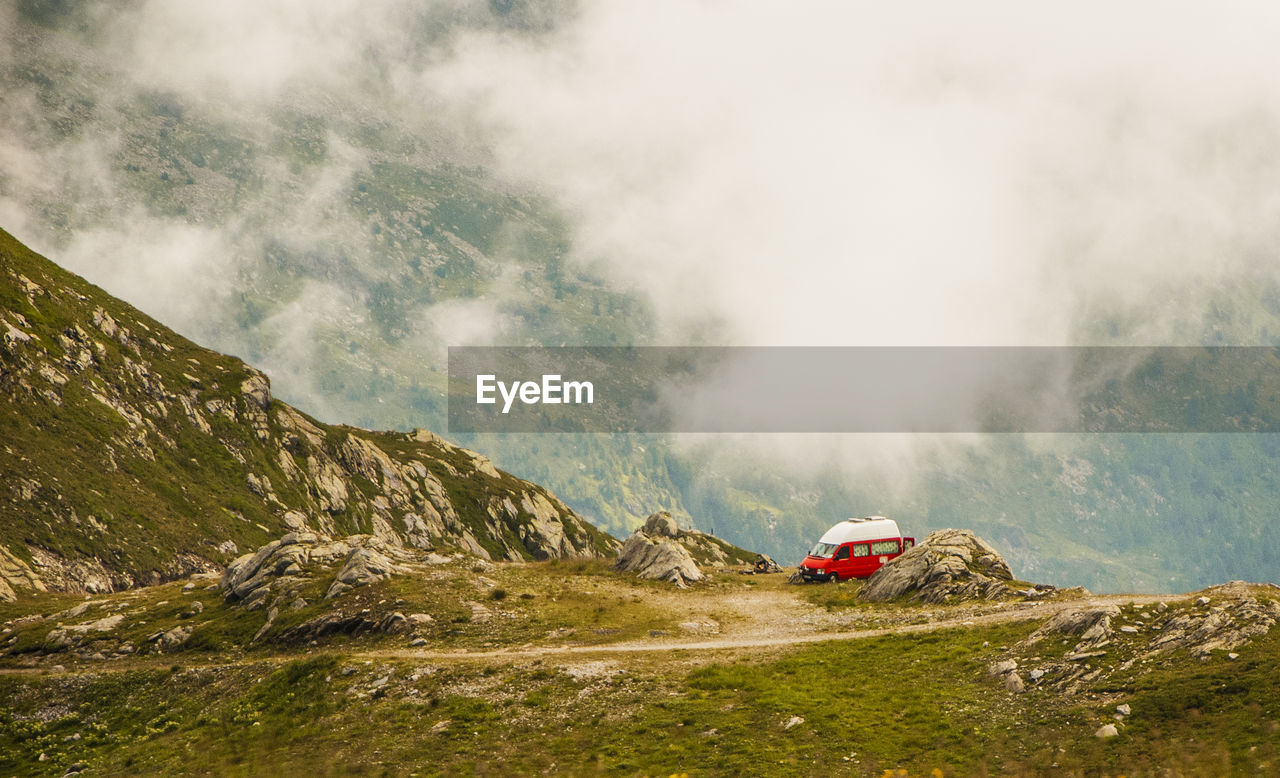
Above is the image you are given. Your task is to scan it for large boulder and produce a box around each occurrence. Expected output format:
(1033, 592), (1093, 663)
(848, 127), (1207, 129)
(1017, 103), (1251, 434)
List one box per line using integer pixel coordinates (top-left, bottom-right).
(615, 513), (705, 587)
(859, 528), (1016, 604)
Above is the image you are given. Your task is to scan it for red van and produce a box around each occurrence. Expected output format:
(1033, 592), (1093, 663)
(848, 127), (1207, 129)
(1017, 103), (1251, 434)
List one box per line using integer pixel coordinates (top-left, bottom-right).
(798, 516), (914, 582)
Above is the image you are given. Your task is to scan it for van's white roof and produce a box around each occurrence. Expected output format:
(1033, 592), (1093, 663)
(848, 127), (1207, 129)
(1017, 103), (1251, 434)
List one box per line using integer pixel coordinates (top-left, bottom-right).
(818, 517), (902, 545)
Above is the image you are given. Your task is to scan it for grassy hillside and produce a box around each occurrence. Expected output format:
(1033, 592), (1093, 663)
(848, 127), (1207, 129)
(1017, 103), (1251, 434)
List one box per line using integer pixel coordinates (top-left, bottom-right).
(1, 228), (616, 597)
(1, 559), (1276, 776)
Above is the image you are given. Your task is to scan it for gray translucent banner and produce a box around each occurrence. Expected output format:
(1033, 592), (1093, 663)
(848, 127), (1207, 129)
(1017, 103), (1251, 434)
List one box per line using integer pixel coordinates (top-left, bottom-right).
(447, 346), (1280, 433)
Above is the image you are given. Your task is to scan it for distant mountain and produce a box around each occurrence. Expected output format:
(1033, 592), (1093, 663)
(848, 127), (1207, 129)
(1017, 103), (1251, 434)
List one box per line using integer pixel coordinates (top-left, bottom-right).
(0, 228), (616, 599)
(5, 4), (1280, 594)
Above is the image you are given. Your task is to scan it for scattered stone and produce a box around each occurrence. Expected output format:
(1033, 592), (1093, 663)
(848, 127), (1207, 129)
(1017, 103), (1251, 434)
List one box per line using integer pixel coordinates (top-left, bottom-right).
(1156, 602), (1168, 613)
(1003, 673), (1026, 693)
(1119, 625), (1139, 633)
(431, 719), (451, 733)
(1228, 652), (1240, 660)
(409, 638), (427, 647)
(1095, 723), (1119, 738)
(1147, 593), (1280, 658)
(159, 625), (192, 648)
(1030, 669), (1045, 681)
(1195, 596), (1211, 606)
(1116, 703), (1131, 716)
(988, 660), (1018, 676)
(783, 716), (805, 731)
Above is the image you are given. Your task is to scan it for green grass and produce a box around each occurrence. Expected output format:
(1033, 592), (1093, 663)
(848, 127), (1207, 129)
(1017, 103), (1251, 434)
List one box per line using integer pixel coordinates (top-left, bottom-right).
(4, 613), (1276, 776)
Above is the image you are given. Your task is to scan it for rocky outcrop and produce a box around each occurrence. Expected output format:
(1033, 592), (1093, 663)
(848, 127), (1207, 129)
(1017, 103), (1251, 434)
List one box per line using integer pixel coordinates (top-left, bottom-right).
(0, 547), (45, 602)
(221, 532), (416, 609)
(1145, 583), (1280, 658)
(859, 529), (1018, 604)
(1008, 582), (1280, 695)
(326, 547), (408, 599)
(614, 513), (705, 587)
(274, 610), (409, 644)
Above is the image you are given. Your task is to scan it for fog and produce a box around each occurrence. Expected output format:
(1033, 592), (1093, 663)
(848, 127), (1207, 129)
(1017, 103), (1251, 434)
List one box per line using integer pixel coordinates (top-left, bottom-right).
(431, 1), (1280, 347)
(4, 0), (1280, 477)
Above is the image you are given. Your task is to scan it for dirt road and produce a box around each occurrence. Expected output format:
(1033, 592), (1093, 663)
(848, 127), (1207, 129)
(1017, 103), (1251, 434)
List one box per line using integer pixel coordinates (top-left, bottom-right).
(362, 593), (1170, 662)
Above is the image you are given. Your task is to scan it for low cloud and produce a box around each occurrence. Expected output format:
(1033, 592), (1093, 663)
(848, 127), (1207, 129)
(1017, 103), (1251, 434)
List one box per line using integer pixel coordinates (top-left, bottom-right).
(432, 1), (1280, 347)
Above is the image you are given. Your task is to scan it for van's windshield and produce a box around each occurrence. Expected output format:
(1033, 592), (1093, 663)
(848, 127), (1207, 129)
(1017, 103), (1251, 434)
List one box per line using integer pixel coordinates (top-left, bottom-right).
(808, 542), (837, 558)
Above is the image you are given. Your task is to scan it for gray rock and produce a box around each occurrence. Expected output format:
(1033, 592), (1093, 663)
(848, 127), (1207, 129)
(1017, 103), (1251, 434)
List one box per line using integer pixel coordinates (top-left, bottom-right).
(325, 547), (405, 599)
(240, 372), (272, 411)
(159, 625), (192, 648)
(615, 531), (703, 588)
(859, 529), (1016, 604)
(282, 510), (309, 531)
(1116, 703), (1131, 716)
(222, 533), (415, 606)
(642, 511), (681, 538)
(1095, 723), (1119, 738)
(1146, 595), (1280, 658)
(1025, 606), (1120, 647)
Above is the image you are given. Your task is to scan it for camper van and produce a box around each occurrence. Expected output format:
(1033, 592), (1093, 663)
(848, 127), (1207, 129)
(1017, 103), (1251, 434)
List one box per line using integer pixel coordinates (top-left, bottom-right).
(798, 516), (914, 582)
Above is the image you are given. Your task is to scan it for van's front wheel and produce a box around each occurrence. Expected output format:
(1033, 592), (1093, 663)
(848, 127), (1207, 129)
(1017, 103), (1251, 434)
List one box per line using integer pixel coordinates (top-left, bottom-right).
(827, 572), (840, 583)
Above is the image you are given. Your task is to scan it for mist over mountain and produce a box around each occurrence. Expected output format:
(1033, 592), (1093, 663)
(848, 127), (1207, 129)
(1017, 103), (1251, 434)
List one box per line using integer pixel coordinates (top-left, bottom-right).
(4, 1), (1280, 592)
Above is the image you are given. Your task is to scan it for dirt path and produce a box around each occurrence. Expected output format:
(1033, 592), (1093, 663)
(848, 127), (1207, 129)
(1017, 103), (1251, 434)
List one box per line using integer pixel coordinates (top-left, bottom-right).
(360, 593), (1169, 662)
(0, 592), (1170, 677)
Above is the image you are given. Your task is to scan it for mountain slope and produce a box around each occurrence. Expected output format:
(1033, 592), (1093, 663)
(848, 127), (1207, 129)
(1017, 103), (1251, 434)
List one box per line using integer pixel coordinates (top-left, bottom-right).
(0, 228), (617, 598)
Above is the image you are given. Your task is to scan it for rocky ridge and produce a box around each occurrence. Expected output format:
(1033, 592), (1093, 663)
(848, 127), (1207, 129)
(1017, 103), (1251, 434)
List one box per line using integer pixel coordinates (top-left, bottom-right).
(0, 228), (618, 599)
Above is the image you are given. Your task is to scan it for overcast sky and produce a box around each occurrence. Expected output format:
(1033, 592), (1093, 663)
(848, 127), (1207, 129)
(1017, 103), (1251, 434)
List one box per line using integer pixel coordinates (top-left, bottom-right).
(5, 1), (1280, 405)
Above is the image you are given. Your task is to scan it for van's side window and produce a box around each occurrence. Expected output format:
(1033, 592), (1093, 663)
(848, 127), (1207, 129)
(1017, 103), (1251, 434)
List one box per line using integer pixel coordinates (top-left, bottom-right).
(851, 544), (869, 558)
(834, 545), (850, 561)
(870, 540), (899, 555)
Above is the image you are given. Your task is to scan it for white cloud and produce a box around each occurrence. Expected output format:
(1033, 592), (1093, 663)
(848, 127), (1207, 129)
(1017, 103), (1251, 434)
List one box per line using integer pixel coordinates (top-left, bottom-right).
(430, 0), (1280, 346)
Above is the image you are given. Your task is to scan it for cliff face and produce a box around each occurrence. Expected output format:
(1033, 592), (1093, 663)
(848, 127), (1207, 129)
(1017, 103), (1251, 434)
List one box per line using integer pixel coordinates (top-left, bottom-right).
(0, 228), (617, 598)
